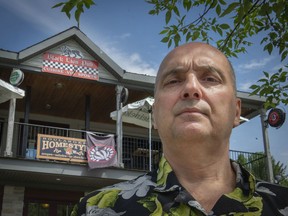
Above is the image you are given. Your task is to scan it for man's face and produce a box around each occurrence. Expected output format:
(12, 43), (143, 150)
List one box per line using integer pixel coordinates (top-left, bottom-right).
(153, 43), (241, 147)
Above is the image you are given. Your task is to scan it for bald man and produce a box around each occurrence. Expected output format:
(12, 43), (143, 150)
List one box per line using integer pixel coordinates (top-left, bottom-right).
(72, 43), (288, 216)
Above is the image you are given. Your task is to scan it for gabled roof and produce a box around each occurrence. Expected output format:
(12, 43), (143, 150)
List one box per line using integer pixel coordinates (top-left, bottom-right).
(0, 27), (157, 89)
(0, 27), (155, 87)
(21, 27), (125, 80)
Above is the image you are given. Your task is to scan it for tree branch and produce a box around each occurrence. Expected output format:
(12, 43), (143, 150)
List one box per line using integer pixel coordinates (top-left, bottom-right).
(178, 0), (216, 31)
(220, 0), (264, 50)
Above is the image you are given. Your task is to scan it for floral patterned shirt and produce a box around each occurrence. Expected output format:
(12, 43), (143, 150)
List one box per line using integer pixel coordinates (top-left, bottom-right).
(71, 156), (288, 216)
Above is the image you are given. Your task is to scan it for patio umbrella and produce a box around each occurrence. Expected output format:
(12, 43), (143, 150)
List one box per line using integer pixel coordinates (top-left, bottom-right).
(110, 96), (154, 171)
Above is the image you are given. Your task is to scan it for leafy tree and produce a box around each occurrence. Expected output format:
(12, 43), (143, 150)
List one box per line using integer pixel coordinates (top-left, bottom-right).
(146, 0), (288, 108)
(52, 0), (95, 28)
(53, 0), (288, 108)
(237, 152), (288, 187)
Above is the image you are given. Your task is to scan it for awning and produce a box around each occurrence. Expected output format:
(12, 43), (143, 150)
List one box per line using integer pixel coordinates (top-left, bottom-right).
(0, 79), (25, 103)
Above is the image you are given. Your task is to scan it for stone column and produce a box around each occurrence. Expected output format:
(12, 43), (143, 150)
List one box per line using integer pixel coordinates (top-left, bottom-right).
(1, 186), (25, 216)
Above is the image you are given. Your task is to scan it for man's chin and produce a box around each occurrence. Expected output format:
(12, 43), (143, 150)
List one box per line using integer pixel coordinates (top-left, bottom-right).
(173, 125), (209, 139)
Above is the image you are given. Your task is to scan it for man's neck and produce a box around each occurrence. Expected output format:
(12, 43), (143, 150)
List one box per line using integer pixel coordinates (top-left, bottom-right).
(163, 145), (236, 213)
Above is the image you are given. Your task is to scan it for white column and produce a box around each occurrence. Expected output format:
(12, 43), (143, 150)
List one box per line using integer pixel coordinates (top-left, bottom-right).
(4, 98), (16, 157)
(116, 85), (124, 168)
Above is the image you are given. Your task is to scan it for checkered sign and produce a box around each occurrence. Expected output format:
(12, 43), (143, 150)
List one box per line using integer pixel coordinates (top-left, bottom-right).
(42, 53), (99, 81)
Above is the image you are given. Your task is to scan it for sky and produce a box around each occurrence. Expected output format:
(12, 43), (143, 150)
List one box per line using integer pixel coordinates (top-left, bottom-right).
(0, 0), (287, 173)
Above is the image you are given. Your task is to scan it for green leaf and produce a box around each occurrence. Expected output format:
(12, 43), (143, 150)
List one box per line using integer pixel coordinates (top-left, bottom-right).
(211, 25), (216, 32)
(201, 30), (207, 38)
(183, 0), (192, 11)
(168, 39), (172, 48)
(264, 71), (270, 78)
(259, 88), (269, 96)
(174, 34), (181, 46)
(159, 29), (169, 35)
(211, 0), (217, 9)
(165, 10), (171, 24)
(211, 18), (216, 25)
(220, 23), (230, 29)
(83, 0), (95, 8)
(250, 84), (259, 90)
(192, 31), (200, 40)
(185, 32), (191, 42)
(281, 50), (288, 62)
(279, 74), (287, 82)
(269, 32), (278, 40)
(264, 43), (273, 54)
(52, 2), (64, 8)
(216, 4), (221, 16)
(243, 0), (252, 13)
(258, 78), (268, 83)
(216, 26), (223, 36)
(219, 0), (226, 5)
(75, 9), (82, 23)
(173, 6), (180, 17)
(250, 88), (260, 95)
(148, 9), (157, 15)
(161, 36), (169, 43)
(220, 2), (239, 17)
(260, 37), (268, 45)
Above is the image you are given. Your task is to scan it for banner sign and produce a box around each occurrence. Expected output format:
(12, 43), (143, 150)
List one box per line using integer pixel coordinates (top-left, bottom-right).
(37, 134), (87, 163)
(42, 52), (99, 81)
(86, 133), (118, 169)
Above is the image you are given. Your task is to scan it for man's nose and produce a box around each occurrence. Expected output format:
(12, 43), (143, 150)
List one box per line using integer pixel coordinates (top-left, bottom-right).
(181, 74), (202, 100)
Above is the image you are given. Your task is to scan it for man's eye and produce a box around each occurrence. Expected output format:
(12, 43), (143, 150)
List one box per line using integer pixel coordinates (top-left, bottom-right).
(168, 79), (180, 84)
(202, 76), (220, 83)
(163, 79), (181, 86)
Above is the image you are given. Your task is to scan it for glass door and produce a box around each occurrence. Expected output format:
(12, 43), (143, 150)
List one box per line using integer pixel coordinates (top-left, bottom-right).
(27, 203), (49, 216)
(24, 201), (74, 216)
(57, 204), (74, 216)
(23, 188), (83, 216)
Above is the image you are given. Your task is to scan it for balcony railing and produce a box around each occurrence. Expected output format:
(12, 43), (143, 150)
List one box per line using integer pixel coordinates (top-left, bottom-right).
(0, 121), (265, 172)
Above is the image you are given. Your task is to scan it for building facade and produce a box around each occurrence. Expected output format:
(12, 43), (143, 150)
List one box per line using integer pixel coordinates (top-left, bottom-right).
(0, 27), (266, 216)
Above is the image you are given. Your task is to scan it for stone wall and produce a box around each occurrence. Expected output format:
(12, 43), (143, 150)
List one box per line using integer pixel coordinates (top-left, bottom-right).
(1, 186), (24, 216)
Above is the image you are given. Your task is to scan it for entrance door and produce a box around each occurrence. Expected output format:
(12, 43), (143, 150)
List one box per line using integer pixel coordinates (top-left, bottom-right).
(23, 188), (83, 216)
(25, 201), (74, 216)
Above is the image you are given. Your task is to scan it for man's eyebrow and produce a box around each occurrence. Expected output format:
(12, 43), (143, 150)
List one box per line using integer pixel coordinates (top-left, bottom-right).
(198, 64), (225, 79)
(161, 65), (189, 78)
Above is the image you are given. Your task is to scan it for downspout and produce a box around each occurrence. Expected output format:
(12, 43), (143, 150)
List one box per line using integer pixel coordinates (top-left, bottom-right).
(21, 86), (31, 157)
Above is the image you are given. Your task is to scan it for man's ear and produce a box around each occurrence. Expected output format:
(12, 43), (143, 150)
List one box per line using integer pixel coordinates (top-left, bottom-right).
(152, 104), (158, 129)
(233, 98), (241, 128)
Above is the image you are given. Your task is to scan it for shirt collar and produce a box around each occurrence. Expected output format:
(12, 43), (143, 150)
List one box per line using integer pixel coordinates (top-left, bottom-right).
(153, 155), (256, 197)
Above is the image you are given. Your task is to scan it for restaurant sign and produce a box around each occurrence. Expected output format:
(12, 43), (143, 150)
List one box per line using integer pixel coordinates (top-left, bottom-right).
(42, 45), (99, 81)
(37, 134), (87, 163)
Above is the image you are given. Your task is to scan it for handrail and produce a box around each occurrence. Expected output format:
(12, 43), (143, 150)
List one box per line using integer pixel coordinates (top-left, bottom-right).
(0, 122), (266, 172)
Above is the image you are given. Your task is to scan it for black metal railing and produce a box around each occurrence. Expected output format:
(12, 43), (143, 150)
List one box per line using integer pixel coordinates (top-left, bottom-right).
(0, 122), (265, 172)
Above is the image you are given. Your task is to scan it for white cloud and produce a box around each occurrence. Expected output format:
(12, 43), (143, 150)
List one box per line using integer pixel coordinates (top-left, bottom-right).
(83, 28), (157, 76)
(272, 63), (286, 71)
(238, 81), (254, 92)
(106, 48), (157, 76)
(1, 0), (75, 33)
(117, 33), (131, 39)
(236, 56), (275, 73)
